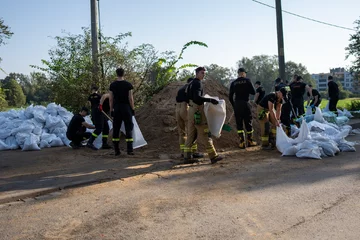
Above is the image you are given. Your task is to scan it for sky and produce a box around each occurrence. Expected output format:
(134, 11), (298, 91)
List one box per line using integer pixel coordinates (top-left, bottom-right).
(0, 0), (359, 79)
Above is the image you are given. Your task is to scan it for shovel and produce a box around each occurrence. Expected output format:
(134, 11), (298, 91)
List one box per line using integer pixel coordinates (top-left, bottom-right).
(102, 110), (113, 123)
(222, 112), (234, 132)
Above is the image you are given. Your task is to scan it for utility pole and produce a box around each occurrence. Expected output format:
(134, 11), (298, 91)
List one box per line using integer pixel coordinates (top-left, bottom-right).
(90, 0), (99, 85)
(275, 0), (286, 81)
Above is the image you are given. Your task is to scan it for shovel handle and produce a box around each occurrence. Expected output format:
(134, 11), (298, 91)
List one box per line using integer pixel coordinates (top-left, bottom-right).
(102, 110), (113, 123)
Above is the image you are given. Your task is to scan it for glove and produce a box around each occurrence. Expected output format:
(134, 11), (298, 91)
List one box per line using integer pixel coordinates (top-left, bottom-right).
(210, 99), (219, 105)
(98, 104), (103, 112)
(131, 109), (135, 116)
(310, 104), (315, 108)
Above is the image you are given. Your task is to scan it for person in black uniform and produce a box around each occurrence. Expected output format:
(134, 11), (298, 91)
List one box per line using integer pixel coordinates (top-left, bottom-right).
(229, 68), (257, 148)
(66, 107), (95, 149)
(275, 78), (292, 136)
(254, 81), (265, 105)
(109, 68), (135, 156)
(289, 76), (312, 117)
(86, 86), (103, 150)
(98, 93), (112, 149)
(306, 84), (322, 110)
(328, 76), (339, 115)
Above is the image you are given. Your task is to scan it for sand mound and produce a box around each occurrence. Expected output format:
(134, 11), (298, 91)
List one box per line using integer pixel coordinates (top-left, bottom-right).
(136, 79), (260, 153)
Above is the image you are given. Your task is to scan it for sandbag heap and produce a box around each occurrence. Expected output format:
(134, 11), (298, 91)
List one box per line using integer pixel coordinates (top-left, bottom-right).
(0, 103), (73, 151)
(277, 106), (359, 159)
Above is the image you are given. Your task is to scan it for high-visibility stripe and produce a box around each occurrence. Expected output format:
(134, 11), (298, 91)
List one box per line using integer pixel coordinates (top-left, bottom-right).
(180, 144), (185, 150)
(92, 132), (98, 137)
(191, 145), (198, 149)
(102, 135), (108, 138)
(261, 136), (269, 141)
(112, 138), (120, 141)
(271, 129), (277, 134)
(247, 130), (254, 134)
(83, 137), (87, 140)
(204, 128), (209, 133)
(237, 130), (244, 133)
(126, 138), (134, 142)
(184, 147), (192, 153)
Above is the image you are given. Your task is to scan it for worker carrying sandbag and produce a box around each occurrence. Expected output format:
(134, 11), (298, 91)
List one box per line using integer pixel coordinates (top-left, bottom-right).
(229, 67), (257, 149)
(257, 88), (288, 150)
(66, 107), (95, 149)
(184, 67), (224, 164)
(175, 78), (204, 159)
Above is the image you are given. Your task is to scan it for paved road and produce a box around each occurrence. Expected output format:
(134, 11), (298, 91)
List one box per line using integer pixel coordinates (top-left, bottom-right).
(0, 134), (359, 239)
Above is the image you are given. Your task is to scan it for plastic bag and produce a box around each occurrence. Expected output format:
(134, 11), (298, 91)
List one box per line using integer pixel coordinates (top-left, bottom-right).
(276, 126), (292, 154)
(296, 147), (322, 159)
(5, 136), (19, 150)
(24, 104), (34, 119)
(0, 129), (12, 139)
(120, 116), (147, 149)
(335, 116), (349, 126)
(293, 120), (311, 144)
(203, 94), (226, 138)
(49, 137), (64, 147)
(58, 133), (71, 147)
(305, 106), (312, 116)
(22, 133), (41, 151)
(282, 145), (298, 156)
(342, 109), (353, 118)
(314, 107), (325, 123)
(318, 140), (339, 157)
(11, 121), (35, 135)
(46, 103), (58, 116)
(0, 139), (10, 151)
(338, 142), (356, 152)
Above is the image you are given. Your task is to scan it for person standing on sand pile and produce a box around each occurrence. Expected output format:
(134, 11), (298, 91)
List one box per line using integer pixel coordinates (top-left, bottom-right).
(184, 67), (224, 164)
(109, 68), (135, 156)
(66, 107), (95, 149)
(257, 88), (288, 150)
(175, 78), (204, 159)
(229, 68), (257, 149)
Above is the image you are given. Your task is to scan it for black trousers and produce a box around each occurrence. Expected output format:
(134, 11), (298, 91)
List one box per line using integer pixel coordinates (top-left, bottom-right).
(112, 103), (134, 151)
(280, 101), (292, 128)
(91, 109), (110, 138)
(234, 100), (253, 133)
(310, 99), (322, 107)
(66, 131), (91, 145)
(292, 97), (305, 116)
(329, 97), (339, 113)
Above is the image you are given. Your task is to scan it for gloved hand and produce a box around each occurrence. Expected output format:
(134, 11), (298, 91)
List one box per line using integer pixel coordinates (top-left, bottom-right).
(98, 104), (103, 112)
(210, 99), (219, 105)
(310, 104), (315, 108)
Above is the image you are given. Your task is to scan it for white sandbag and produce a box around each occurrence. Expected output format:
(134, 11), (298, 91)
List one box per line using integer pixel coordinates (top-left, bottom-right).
(203, 94), (226, 138)
(335, 116), (349, 126)
(22, 133), (41, 151)
(314, 107), (325, 123)
(323, 101), (329, 112)
(45, 115), (62, 129)
(93, 133), (102, 149)
(338, 141), (356, 152)
(276, 126), (292, 154)
(33, 110), (47, 123)
(282, 145), (299, 156)
(319, 147), (328, 158)
(49, 137), (64, 147)
(11, 121), (35, 135)
(46, 103), (58, 116)
(5, 109), (20, 119)
(33, 127), (43, 136)
(291, 124), (300, 138)
(351, 129), (360, 134)
(0, 129), (11, 139)
(5, 136), (18, 150)
(40, 140), (51, 148)
(297, 140), (318, 150)
(296, 147), (322, 159)
(305, 106), (312, 116)
(24, 104), (34, 119)
(51, 127), (67, 135)
(120, 116), (147, 149)
(0, 139), (10, 151)
(15, 132), (30, 147)
(343, 109), (353, 118)
(318, 141), (339, 157)
(293, 120), (311, 144)
(58, 133), (71, 147)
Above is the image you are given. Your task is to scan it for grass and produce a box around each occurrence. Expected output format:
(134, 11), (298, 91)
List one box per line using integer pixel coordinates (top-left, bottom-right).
(304, 98), (360, 110)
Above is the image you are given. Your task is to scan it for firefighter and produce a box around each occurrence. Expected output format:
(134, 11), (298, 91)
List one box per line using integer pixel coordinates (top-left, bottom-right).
(66, 107), (95, 149)
(306, 84), (322, 112)
(175, 78), (204, 158)
(86, 86), (103, 150)
(257, 88), (288, 150)
(98, 93), (112, 149)
(184, 67), (224, 164)
(229, 68), (257, 148)
(109, 68), (135, 156)
(254, 81), (265, 105)
(289, 76), (312, 117)
(327, 76), (339, 115)
(275, 78), (292, 136)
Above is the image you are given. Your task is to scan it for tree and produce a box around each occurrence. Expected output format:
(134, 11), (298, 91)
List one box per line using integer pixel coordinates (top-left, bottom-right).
(205, 64), (235, 88)
(0, 18), (14, 74)
(3, 79), (26, 107)
(0, 87), (8, 110)
(346, 18), (360, 92)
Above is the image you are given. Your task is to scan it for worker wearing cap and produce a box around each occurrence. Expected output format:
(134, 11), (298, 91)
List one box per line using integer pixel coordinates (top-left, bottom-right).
(254, 81), (266, 105)
(184, 67), (224, 164)
(275, 78), (292, 136)
(258, 88), (288, 149)
(229, 68), (257, 148)
(289, 76), (312, 117)
(175, 78), (203, 158)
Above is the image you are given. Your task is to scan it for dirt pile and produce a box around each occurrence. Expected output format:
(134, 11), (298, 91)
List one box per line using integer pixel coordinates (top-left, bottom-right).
(136, 79), (260, 153)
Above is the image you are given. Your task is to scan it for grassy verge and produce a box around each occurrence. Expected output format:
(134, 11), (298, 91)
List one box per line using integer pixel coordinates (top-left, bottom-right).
(305, 98), (360, 110)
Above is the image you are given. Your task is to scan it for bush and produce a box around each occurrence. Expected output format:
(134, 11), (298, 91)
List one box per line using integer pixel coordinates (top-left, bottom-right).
(346, 100), (360, 111)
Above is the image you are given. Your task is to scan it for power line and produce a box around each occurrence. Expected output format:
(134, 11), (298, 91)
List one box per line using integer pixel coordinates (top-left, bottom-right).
(251, 0), (356, 31)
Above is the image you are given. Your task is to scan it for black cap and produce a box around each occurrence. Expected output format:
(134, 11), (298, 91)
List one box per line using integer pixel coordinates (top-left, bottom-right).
(275, 78), (282, 84)
(238, 67), (247, 73)
(255, 81), (261, 85)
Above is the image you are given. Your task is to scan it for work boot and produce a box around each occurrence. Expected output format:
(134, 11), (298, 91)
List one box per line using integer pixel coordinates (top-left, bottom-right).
(113, 141), (120, 156)
(86, 135), (98, 150)
(127, 142), (134, 155)
(238, 131), (246, 149)
(210, 155), (224, 164)
(192, 152), (204, 158)
(70, 142), (80, 149)
(247, 134), (257, 147)
(101, 138), (111, 149)
(183, 158), (200, 164)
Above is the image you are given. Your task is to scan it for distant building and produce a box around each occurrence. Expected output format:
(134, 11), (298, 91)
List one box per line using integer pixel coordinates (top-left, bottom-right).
(311, 73), (330, 92)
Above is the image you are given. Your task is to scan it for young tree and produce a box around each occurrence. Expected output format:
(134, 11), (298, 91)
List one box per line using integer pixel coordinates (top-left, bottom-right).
(3, 79), (26, 107)
(0, 18), (14, 74)
(0, 87), (8, 110)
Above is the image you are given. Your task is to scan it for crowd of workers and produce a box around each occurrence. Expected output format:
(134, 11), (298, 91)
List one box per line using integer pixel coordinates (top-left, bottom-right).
(65, 66), (339, 165)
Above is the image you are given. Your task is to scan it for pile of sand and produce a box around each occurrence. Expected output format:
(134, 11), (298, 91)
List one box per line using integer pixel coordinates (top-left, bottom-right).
(136, 79), (261, 153)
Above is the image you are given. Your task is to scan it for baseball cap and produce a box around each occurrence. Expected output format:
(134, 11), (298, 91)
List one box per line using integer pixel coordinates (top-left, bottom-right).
(238, 68), (247, 73)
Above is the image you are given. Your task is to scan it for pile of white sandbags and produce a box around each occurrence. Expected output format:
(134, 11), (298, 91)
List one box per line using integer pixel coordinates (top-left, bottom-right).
(0, 103), (74, 151)
(277, 107), (358, 159)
